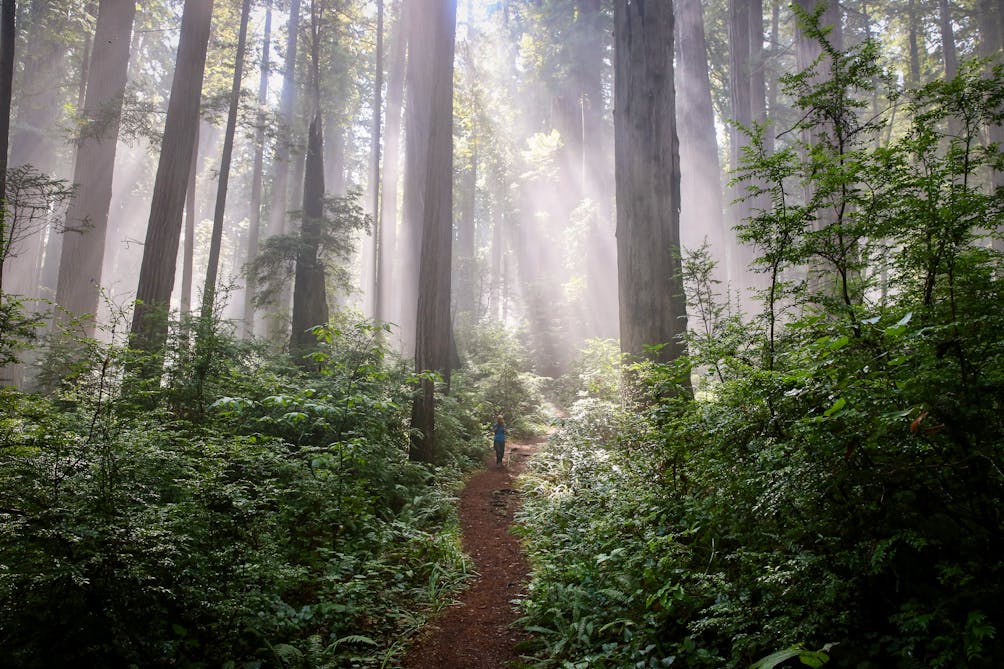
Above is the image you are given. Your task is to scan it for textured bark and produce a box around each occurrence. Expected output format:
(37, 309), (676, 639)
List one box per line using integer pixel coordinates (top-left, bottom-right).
(289, 2), (327, 361)
(289, 112), (328, 360)
(130, 0), (214, 356)
(55, 0), (136, 334)
(201, 0), (251, 322)
(907, 0), (920, 85)
(613, 0), (688, 367)
(242, 3), (271, 338)
(401, 0), (435, 354)
(409, 0), (457, 464)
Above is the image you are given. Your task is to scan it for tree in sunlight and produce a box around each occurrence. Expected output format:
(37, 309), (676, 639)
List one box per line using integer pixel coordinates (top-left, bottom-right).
(408, 0), (457, 463)
(613, 0), (689, 370)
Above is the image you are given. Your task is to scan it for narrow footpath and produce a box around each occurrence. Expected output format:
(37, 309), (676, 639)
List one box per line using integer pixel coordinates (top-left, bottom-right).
(402, 442), (537, 669)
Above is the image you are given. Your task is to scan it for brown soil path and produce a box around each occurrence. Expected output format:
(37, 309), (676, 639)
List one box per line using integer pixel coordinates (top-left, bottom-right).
(401, 442), (538, 669)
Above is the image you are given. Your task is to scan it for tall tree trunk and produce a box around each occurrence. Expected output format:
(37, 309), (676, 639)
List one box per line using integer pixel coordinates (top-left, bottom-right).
(266, 0), (300, 343)
(401, 0), (437, 355)
(378, 0), (406, 326)
(0, 0), (14, 298)
(180, 122), (199, 319)
(130, 0), (214, 361)
(369, 0), (383, 320)
(4, 0), (66, 304)
(976, 0), (1003, 250)
(289, 2), (327, 362)
(677, 0), (726, 283)
(55, 0), (136, 335)
(409, 0), (457, 464)
(613, 0), (689, 370)
(200, 0), (251, 323)
(907, 0), (920, 85)
(242, 2), (271, 338)
(938, 0), (958, 80)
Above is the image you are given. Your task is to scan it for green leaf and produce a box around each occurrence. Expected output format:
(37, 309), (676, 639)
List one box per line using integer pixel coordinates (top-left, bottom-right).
(823, 397), (846, 417)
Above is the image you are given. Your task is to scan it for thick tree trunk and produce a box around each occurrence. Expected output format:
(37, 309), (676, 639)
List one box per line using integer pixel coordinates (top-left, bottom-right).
(289, 112), (327, 360)
(242, 3), (271, 338)
(130, 0), (214, 359)
(613, 0), (688, 369)
(938, 0), (957, 80)
(409, 0), (457, 464)
(55, 0), (136, 334)
(200, 0), (251, 323)
(289, 3), (327, 362)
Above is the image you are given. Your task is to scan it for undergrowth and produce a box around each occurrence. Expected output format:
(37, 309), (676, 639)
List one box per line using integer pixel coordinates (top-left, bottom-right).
(0, 314), (483, 668)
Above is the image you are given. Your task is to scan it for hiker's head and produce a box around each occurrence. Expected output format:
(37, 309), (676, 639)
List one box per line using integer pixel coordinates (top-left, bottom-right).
(496, 415), (504, 424)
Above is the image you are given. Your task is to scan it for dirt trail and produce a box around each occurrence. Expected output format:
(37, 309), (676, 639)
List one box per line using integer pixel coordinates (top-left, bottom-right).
(401, 442), (538, 669)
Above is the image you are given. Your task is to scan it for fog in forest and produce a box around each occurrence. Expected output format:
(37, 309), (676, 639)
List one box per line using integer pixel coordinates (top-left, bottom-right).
(1, 0), (1000, 386)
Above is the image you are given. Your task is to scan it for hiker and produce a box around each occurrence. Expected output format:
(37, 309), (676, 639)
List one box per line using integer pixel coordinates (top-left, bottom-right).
(491, 415), (507, 466)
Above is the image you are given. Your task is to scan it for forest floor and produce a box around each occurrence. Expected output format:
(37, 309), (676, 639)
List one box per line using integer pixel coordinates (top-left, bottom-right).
(401, 438), (541, 669)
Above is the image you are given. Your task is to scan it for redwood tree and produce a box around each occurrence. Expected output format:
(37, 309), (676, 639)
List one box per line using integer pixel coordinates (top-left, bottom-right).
(55, 0), (136, 334)
(130, 0), (214, 358)
(613, 0), (688, 368)
(408, 0), (457, 463)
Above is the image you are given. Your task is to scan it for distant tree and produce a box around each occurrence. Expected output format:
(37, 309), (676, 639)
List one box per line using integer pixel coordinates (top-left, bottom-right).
(0, 3), (14, 289)
(130, 0), (214, 363)
(289, 0), (328, 363)
(200, 0), (251, 325)
(242, 1), (272, 339)
(677, 0), (726, 284)
(55, 0), (136, 336)
(409, 0), (457, 463)
(613, 0), (689, 370)
(377, 0), (406, 326)
(369, 0), (383, 321)
(265, 0), (300, 343)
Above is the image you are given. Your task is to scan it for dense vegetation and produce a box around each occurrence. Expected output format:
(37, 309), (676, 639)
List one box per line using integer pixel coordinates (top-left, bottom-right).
(0, 312), (508, 668)
(515, 42), (1004, 669)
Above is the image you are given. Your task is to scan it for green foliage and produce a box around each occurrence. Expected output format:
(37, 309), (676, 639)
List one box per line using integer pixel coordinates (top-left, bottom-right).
(517, 46), (1004, 669)
(249, 191), (372, 310)
(456, 322), (547, 438)
(0, 311), (482, 668)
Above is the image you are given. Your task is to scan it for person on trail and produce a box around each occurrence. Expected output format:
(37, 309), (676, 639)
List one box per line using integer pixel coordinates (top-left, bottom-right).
(491, 415), (507, 466)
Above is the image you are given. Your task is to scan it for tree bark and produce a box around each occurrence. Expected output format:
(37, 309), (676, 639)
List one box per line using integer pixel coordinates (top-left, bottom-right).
(0, 0), (14, 297)
(409, 0), (457, 463)
(613, 0), (689, 369)
(130, 0), (214, 360)
(289, 2), (327, 362)
(55, 0), (136, 334)
(242, 3), (271, 338)
(200, 0), (251, 323)
(938, 0), (957, 80)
